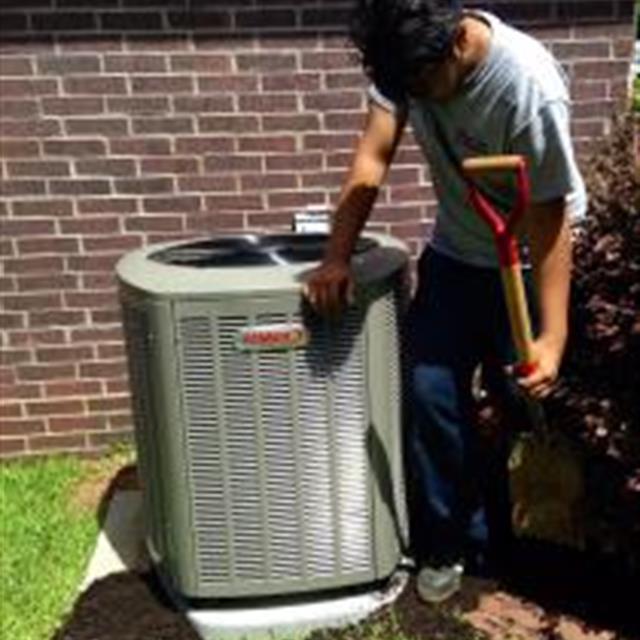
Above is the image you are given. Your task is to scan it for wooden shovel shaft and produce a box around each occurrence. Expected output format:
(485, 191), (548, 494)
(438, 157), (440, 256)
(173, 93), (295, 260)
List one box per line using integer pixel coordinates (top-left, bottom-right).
(462, 155), (525, 174)
(499, 263), (536, 370)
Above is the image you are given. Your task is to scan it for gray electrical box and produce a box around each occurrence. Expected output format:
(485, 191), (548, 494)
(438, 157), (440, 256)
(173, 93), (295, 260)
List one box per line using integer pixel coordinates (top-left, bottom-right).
(116, 232), (409, 601)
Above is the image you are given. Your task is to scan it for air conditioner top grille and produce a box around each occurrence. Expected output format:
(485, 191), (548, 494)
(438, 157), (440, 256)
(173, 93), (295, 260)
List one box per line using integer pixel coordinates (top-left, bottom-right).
(149, 234), (377, 269)
(116, 232), (407, 297)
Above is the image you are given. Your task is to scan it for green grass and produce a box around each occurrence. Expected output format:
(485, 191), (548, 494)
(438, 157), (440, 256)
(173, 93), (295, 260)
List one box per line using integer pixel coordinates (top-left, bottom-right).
(634, 76), (639, 113)
(0, 456), (100, 640)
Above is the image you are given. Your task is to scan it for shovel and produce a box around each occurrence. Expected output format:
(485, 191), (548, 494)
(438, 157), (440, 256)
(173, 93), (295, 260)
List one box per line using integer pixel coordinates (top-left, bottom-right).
(462, 155), (584, 549)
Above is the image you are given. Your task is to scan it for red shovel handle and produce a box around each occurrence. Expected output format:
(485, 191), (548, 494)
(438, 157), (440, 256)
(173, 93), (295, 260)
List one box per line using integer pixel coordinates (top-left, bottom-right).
(462, 155), (537, 375)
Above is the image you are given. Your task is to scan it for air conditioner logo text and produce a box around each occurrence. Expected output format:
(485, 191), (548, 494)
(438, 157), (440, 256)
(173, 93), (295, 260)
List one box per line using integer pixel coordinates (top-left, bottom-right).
(237, 323), (309, 352)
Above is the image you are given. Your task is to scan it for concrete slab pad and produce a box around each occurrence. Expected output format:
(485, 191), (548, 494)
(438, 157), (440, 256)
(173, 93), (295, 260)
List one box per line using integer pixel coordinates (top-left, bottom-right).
(80, 490), (145, 593)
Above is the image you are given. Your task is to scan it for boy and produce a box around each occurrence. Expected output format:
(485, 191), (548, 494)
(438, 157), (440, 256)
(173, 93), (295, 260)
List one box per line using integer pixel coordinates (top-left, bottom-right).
(303, 0), (586, 603)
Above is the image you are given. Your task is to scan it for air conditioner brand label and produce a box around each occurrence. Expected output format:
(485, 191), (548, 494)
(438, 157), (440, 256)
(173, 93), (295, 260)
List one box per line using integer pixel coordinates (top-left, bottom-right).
(237, 323), (309, 352)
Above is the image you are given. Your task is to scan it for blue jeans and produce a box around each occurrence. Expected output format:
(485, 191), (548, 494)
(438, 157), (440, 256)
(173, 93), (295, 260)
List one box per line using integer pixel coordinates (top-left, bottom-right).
(405, 247), (536, 571)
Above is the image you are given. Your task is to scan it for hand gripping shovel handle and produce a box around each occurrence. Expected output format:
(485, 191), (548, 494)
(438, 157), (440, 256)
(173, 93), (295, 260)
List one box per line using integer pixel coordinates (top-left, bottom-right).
(462, 155), (536, 378)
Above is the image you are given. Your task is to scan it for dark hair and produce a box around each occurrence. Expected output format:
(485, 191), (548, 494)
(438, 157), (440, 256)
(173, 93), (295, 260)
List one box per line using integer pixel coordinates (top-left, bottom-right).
(350, 0), (463, 100)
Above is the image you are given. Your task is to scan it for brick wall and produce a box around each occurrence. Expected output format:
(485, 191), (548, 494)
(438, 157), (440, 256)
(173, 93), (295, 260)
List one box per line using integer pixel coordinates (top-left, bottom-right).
(0, 1), (635, 458)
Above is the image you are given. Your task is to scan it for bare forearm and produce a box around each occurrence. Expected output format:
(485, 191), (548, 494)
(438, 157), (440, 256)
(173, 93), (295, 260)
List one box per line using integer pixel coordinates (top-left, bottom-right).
(527, 202), (572, 350)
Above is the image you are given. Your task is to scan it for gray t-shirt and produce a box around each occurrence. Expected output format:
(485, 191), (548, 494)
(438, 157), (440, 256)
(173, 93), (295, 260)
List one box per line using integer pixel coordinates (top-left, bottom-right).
(369, 11), (587, 268)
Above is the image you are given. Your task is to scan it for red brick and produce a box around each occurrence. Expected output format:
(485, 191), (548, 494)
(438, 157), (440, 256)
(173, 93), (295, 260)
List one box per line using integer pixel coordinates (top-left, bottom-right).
(104, 54), (167, 73)
(31, 12), (96, 31)
(239, 93), (298, 113)
(79, 361), (127, 379)
(266, 153), (323, 171)
(237, 135), (297, 153)
(57, 34), (123, 53)
(303, 133), (357, 150)
(556, 1), (615, 22)
(170, 54), (231, 73)
(324, 111), (366, 131)
(27, 399), (85, 416)
(301, 171), (344, 188)
(572, 100), (615, 118)
(0, 366), (17, 384)
(125, 216), (184, 233)
(36, 346), (94, 363)
(0, 419), (45, 436)
(0, 218), (56, 235)
(115, 177), (173, 195)
(81, 274), (117, 290)
(262, 114), (320, 131)
(246, 211), (293, 227)
(204, 154), (262, 173)
(100, 11), (163, 32)
(89, 428), (133, 448)
(140, 157), (199, 174)
(236, 9), (296, 29)
(3, 293), (62, 312)
(109, 137), (172, 156)
(8, 329), (66, 347)
(43, 139), (107, 157)
(3, 256), (65, 274)
(71, 326), (122, 343)
(16, 274), (78, 291)
(0, 403), (23, 419)
(37, 55), (100, 75)
(175, 136), (235, 154)
(81, 235), (142, 252)
(17, 237), (78, 255)
(236, 53), (297, 72)
(7, 160), (70, 177)
(199, 115), (260, 133)
(49, 179), (111, 195)
(570, 80), (608, 100)
(67, 253), (126, 273)
(176, 176), (238, 193)
(302, 51), (358, 71)
(301, 7), (351, 28)
(203, 194), (263, 210)
(553, 41), (611, 59)
(76, 159), (136, 177)
(132, 117), (194, 135)
(326, 150), (355, 169)
(45, 380), (102, 397)
(88, 395), (131, 413)
(12, 200), (72, 219)
(0, 57), (34, 76)
(29, 433), (87, 451)
(0, 79), (58, 97)
(107, 96), (170, 114)
(0, 349), (31, 366)
(0, 438), (27, 456)
(197, 75), (258, 93)
(571, 119), (607, 137)
(172, 95), (234, 113)
(142, 195), (202, 213)
(268, 191), (327, 209)
(65, 118), (129, 137)
(262, 73), (321, 92)
(131, 75), (193, 94)
(304, 91), (364, 111)
(0, 277), (16, 293)
(0, 385), (42, 401)
(167, 10), (230, 30)
(241, 174), (298, 191)
(612, 38), (634, 59)
(0, 119), (60, 137)
(325, 72), (367, 90)
(63, 76), (128, 95)
(0, 140), (40, 158)
(186, 212), (245, 231)
(572, 60), (631, 80)
(49, 416), (107, 433)
(0, 241), (14, 257)
(106, 379), (130, 394)
(0, 99), (39, 118)
(77, 198), (137, 215)
(17, 363), (76, 380)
